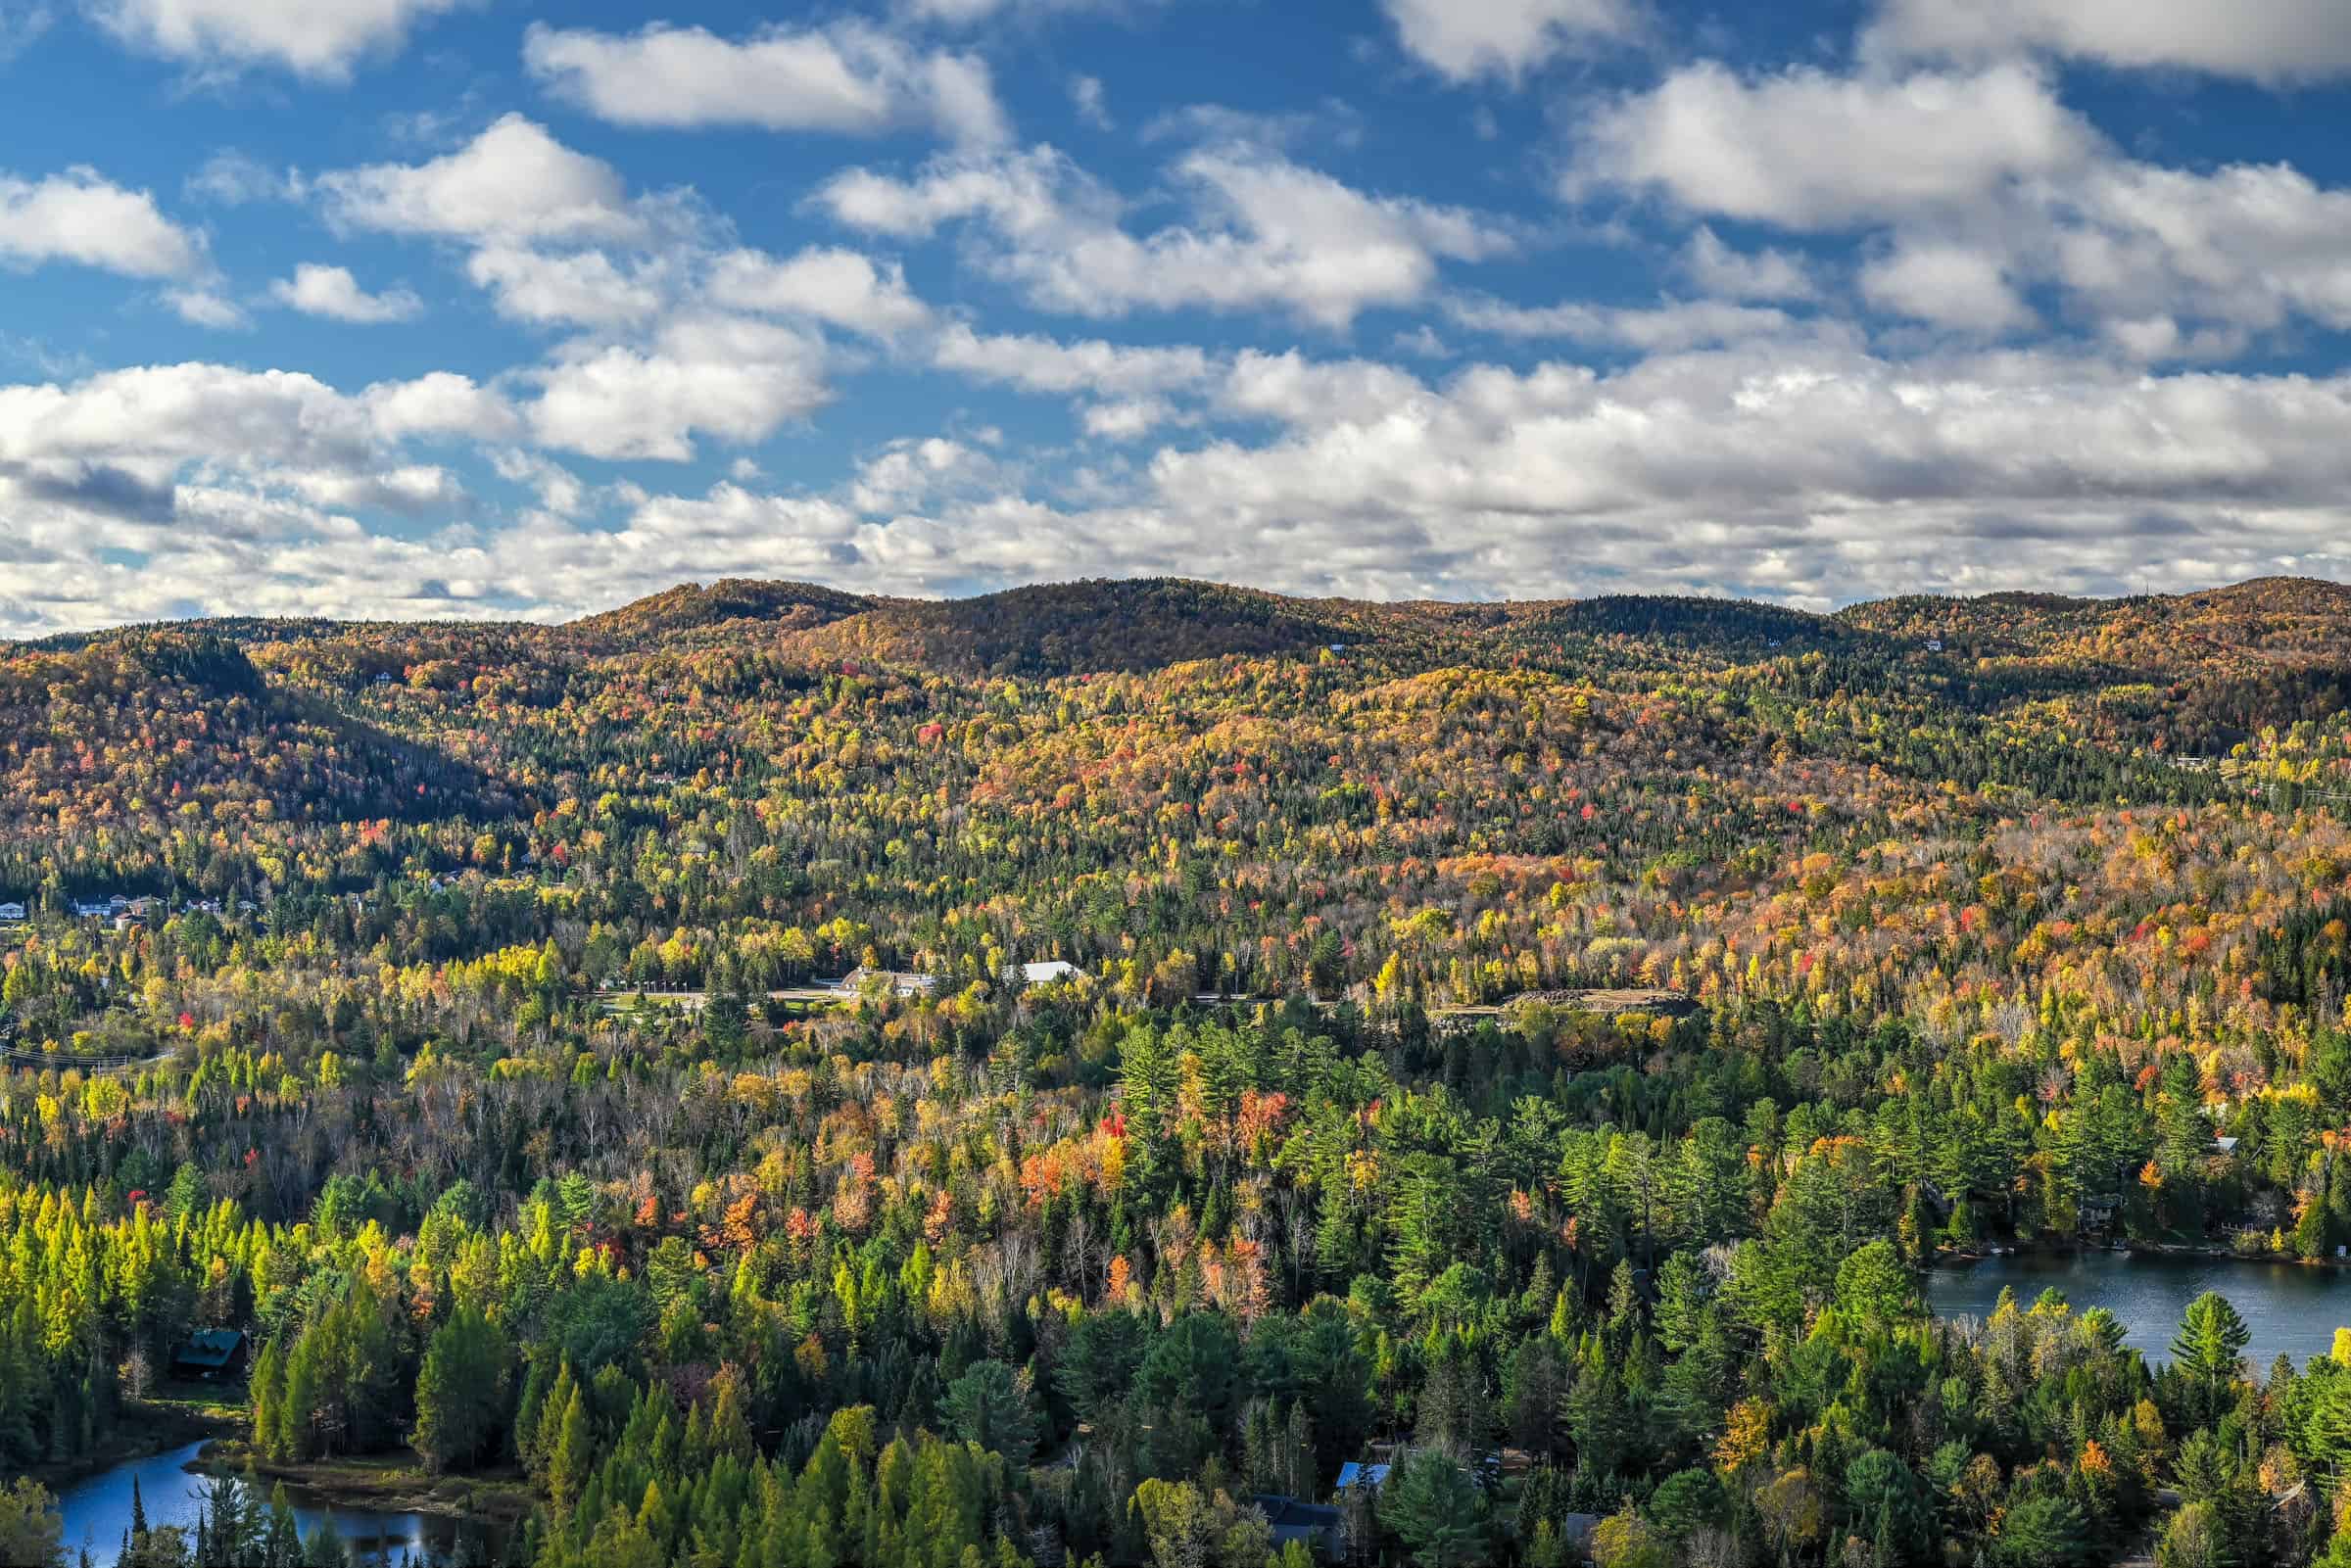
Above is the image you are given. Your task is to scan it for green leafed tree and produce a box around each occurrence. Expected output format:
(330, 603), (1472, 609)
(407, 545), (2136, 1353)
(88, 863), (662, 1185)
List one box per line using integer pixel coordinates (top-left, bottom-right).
(1379, 1450), (1491, 1568)
(413, 1305), (514, 1474)
(937, 1359), (1038, 1469)
(2170, 1292), (2251, 1420)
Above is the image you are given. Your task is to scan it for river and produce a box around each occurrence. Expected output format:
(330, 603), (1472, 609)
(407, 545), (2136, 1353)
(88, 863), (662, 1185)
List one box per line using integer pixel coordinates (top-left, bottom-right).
(1928, 1251), (2351, 1370)
(49, 1441), (504, 1567)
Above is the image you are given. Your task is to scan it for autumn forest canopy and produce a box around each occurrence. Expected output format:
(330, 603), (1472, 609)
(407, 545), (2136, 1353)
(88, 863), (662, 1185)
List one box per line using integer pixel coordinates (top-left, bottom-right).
(4, 573), (2351, 1568)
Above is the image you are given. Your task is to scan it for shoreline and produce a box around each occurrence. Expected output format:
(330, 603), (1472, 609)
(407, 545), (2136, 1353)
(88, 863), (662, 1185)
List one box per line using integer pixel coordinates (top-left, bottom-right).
(1934, 1240), (2351, 1271)
(194, 1439), (539, 1529)
(27, 1400), (240, 1497)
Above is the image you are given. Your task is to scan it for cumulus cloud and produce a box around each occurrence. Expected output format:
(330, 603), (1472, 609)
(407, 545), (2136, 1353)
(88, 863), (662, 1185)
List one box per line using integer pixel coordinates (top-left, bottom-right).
(1443, 294), (1802, 350)
(929, 323), (1218, 399)
(270, 262), (423, 323)
(820, 143), (1515, 328)
(705, 248), (932, 336)
(84, 0), (469, 80)
(1859, 239), (2035, 332)
(12, 339), (2351, 634)
(1680, 227), (1816, 302)
(2046, 161), (2351, 343)
(1865, 0), (2351, 84)
(526, 315), (831, 461)
(0, 167), (202, 277)
(523, 21), (1010, 147)
(848, 436), (1004, 512)
(364, 371), (518, 442)
(165, 287), (247, 329)
(1384, 0), (1641, 83)
(1573, 57), (2351, 354)
(464, 247), (669, 329)
(318, 116), (643, 245)
(0, 359), (535, 636)
(1575, 62), (2095, 228)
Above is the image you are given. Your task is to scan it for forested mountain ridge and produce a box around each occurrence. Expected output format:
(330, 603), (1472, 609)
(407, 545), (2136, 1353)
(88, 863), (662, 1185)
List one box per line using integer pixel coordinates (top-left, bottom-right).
(2, 574), (2351, 1568)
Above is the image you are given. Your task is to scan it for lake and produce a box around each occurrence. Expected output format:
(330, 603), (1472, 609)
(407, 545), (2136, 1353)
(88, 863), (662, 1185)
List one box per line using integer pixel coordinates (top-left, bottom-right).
(1928, 1251), (2351, 1371)
(50, 1441), (504, 1567)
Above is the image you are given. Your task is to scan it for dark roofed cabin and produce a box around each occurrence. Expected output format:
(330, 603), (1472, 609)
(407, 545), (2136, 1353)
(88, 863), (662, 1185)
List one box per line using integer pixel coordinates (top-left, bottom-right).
(1248, 1497), (1343, 1558)
(171, 1328), (247, 1380)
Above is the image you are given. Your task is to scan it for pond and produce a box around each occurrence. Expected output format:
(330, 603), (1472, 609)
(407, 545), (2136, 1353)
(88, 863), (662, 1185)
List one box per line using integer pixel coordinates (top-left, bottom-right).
(1928, 1251), (2351, 1371)
(50, 1441), (506, 1567)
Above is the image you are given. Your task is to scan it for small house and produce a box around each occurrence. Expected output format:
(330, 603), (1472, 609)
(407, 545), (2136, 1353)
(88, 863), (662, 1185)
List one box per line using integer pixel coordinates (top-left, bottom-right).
(171, 1329), (248, 1381)
(1248, 1497), (1343, 1558)
(0, 902), (24, 922)
(371, 672), (395, 687)
(1925, 639), (1943, 652)
(839, 966), (937, 998)
(1013, 960), (1081, 986)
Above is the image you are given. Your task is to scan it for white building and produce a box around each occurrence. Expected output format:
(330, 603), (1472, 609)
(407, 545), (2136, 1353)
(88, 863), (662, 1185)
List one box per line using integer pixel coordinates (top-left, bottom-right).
(0, 902), (24, 921)
(1012, 960), (1081, 986)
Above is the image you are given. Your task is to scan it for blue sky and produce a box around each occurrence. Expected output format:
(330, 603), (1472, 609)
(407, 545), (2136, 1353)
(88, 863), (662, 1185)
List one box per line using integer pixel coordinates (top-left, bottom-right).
(2, 0), (2350, 634)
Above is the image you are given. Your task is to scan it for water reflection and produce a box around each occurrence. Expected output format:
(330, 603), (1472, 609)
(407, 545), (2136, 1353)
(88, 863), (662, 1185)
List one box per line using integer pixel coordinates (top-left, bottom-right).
(1928, 1251), (2351, 1370)
(50, 1441), (503, 1567)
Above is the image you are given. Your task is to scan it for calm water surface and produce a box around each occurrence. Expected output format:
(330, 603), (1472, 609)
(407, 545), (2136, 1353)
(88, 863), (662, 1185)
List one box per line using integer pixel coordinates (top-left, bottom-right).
(1928, 1251), (2351, 1370)
(51, 1441), (502, 1566)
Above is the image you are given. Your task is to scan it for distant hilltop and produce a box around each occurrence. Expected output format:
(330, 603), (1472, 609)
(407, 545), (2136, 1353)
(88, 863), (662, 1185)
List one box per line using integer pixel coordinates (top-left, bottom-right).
(11, 573), (2351, 687)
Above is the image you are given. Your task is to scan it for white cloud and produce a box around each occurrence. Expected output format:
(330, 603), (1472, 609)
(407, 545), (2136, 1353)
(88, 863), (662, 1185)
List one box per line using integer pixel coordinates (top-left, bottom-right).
(1444, 294), (1801, 349)
(817, 144), (1085, 239)
(1680, 227), (1816, 302)
(185, 151), (306, 208)
(364, 371), (518, 442)
(1860, 239), (2035, 332)
(848, 436), (1001, 512)
(2048, 161), (2351, 342)
(1576, 63), (2095, 228)
(929, 323), (1217, 399)
(1217, 350), (1428, 429)
(527, 315), (831, 461)
(13, 343), (2351, 633)
(84, 0), (469, 80)
(1071, 74), (1112, 129)
(705, 248), (931, 336)
(523, 21), (1010, 147)
(1123, 344), (2351, 603)
(1384, 0), (1640, 83)
(165, 286), (247, 329)
(821, 144), (1514, 328)
(1866, 0), (2351, 84)
(270, 262), (423, 323)
(0, 362), (427, 472)
(0, 168), (202, 277)
(1081, 399), (1177, 439)
(318, 116), (641, 245)
(1576, 59), (2351, 355)
(465, 247), (669, 329)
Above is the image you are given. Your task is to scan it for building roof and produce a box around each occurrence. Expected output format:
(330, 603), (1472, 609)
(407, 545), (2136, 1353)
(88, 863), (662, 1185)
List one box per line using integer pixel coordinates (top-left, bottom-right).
(1248, 1497), (1342, 1545)
(1335, 1462), (1390, 1490)
(1015, 960), (1080, 984)
(173, 1328), (246, 1367)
